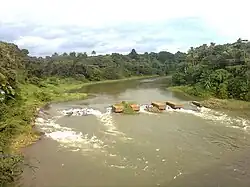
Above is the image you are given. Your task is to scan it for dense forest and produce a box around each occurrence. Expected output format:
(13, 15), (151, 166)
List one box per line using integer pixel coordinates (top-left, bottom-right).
(24, 49), (180, 82)
(172, 39), (250, 101)
(0, 38), (250, 185)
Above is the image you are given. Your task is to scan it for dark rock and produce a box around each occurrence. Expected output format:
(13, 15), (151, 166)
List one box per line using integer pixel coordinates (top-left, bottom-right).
(191, 101), (202, 107)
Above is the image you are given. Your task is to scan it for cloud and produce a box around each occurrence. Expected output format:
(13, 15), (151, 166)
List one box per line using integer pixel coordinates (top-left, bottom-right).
(0, 0), (249, 56)
(0, 22), (31, 42)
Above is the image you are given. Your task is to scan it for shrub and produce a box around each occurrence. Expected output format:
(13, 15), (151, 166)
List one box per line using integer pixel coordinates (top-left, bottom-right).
(121, 101), (137, 114)
(33, 91), (52, 102)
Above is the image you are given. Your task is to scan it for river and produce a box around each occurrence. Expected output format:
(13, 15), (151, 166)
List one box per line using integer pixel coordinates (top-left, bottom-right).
(21, 77), (250, 187)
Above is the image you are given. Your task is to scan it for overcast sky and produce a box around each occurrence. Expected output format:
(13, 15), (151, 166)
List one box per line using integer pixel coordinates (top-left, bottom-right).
(0, 0), (249, 56)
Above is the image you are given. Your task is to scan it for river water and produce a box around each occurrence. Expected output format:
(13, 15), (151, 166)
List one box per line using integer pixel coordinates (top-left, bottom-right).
(21, 77), (250, 187)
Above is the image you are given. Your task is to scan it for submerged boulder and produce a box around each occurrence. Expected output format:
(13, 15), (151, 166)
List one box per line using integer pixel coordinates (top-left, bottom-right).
(145, 106), (162, 113)
(151, 102), (166, 110)
(191, 101), (202, 107)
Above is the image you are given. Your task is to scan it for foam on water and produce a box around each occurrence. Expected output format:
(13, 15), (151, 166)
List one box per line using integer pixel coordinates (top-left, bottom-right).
(164, 106), (250, 132)
(36, 107), (133, 153)
(132, 104), (249, 133)
(60, 107), (103, 116)
(35, 115), (107, 152)
(59, 107), (125, 136)
(139, 105), (158, 115)
(36, 104), (250, 153)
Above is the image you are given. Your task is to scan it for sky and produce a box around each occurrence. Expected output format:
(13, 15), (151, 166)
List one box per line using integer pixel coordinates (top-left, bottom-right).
(0, 0), (249, 56)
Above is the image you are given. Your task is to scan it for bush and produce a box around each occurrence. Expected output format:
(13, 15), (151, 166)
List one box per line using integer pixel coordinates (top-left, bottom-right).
(33, 91), (52, 102)
(28, 77), (40, 86)
(244, 91), (250, 101)
(74, 74), (87, 82)
(172, 72), (186, 85)
(121, 101), (137, 114)
(47, 77), (59, 86)
(0, 154), (24, 186)
(217, 83), (228, 99)
(0, 100), (38, 186)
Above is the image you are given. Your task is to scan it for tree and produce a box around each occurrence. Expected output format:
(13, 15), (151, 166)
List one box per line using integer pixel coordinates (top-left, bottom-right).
(62, 52), (68, 56)
(21, 49), (29, 56)
(158, 51), (175, 63)
(91, 50), (96, 56)
(52, 52), (59, 57)
(128, 49), (139, 60)
(172, 39), (250, 101)
(77, 52), (87, 59)
(69, 51), (76, 57)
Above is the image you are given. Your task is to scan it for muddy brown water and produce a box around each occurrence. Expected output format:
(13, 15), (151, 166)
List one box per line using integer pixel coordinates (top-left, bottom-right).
(21, 77), (250, 187)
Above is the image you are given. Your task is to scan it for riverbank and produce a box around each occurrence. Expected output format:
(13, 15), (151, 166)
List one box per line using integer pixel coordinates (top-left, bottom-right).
(168, 86), (250, 111)
(8, 80), (88, 152)
(1, 75), (160, 185)
(14, 75), (159, 150)
(7, 76), (159, 148)
(77, 75), (160, 87)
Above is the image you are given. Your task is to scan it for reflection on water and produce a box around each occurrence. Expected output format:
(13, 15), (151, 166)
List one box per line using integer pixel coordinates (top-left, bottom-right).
(73, 77), (172, 95)
(21, 77), (250, 187)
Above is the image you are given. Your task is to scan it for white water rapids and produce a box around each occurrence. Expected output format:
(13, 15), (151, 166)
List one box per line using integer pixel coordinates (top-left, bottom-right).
(35, 104), (250, 154)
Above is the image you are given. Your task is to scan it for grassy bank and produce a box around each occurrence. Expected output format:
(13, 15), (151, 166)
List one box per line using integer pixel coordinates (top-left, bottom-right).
(0, 79), (84, 185)
(20, 79), (88, 105)
(168, 85), (250, 111)
(168, 86), (212, 99)
(9, 79), (89, 151)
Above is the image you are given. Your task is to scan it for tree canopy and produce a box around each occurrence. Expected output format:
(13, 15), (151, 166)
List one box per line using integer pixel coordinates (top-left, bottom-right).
(1, 39), (250, 104)
(172, 38), (250, 101)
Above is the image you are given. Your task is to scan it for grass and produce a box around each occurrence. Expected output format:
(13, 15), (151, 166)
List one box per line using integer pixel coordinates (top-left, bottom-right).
(21, 79), (87, 104)
(168, 85), (212, 99)
(10, 79), (89, 150)
(201, 98), (250, 110)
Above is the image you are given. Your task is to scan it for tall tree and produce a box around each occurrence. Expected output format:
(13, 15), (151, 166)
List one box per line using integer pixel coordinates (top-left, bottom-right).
(91, 50), (96, 56)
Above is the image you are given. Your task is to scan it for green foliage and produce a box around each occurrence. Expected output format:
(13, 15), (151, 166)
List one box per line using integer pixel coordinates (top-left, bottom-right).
(0, 154), (24, 185)
(23, 47), (182, 81)
(172, 72), (186, 85)
(172, 39), (250, 101)
(33, 91), (52, 102)
(47, 77), (59, 86)
(0, 100), (39, 186)
(0, 42), (38, 185)
(28, 77), (41, 85)
(0, 42), (26, 104)
(120, 101), (137, 114)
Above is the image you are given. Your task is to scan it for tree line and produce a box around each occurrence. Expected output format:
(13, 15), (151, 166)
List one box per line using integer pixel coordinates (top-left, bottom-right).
(1, 42), (184, 103)
(172, 39), (250, 101)
(1, 38), (250, 109)
(25, 49), (180, 82)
